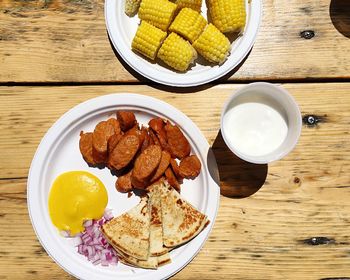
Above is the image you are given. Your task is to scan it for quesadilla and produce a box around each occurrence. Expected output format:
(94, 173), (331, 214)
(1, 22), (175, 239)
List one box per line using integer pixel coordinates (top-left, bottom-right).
(159, 181), (209, 248)
(148, 185), (169, 257)
(101, 197), (150, 260)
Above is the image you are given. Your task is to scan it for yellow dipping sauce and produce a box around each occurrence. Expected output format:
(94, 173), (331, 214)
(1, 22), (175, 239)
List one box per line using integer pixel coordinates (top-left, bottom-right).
(48, 171), (108, 235)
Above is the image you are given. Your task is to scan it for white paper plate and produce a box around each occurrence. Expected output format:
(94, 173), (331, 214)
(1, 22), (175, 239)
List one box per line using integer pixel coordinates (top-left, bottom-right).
(27, 93), (220, 280)
(104, 0), (262, 87)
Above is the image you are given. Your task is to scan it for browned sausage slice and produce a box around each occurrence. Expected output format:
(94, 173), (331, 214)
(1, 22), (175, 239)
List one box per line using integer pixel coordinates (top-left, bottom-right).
(107, 133), (123, 155)
(124, 125), (147, 147)
(117, 111), (137, 132)
(115, 170), (133, 193)
(79, 132), (96, 165)
(148, 129), (161, 146)
(165, 167), (181, 192)
(179, 155), (201, 179)
(108, 135), (140, 170)
(150, 151), (171, 183)
(164, 122), (191, 159)
(149, 118), (169, 151)
(92, 118), (120, 163)
(170, 158), (184, 181)
(132, 145), (162, 184)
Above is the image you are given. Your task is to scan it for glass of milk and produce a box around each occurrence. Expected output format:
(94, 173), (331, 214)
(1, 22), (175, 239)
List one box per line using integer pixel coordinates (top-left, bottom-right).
(221, 82), (302, 164)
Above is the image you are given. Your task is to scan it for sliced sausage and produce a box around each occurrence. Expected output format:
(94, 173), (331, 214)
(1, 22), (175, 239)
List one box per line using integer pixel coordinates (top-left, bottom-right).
(148, 129), (160, 146)
(170, 158), (183, 181)
(132, 145), (162, 185)
(150, 151), (171, 183)
(107, 133), (123, 155)
(108, 135), (140, 170)
(179, 155), (201, 179)
(79, 132), (95, 165)
(164, 121), (191, 159)
(165, 167), (181, 192)
(115, 170), (133, 193)
(124, 125), (147, 147)
(149, 118), (168, 151)
(92, 118), (120, 163)
(117, 111), (137, 132)
(140, 130), (151, 152)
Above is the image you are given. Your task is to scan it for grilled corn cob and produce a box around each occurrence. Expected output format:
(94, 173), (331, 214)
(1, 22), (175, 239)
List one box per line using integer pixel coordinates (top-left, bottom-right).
(138, 0), (177, 31)
(172, 0), (202, 12)
(192, 23), (231, 64)
(169, 8), (207, 43)
(132, 21), (167, 60)
(125, 0), (141, 16)
(207, 0), (246, 33)
(157, 33), (197, 72)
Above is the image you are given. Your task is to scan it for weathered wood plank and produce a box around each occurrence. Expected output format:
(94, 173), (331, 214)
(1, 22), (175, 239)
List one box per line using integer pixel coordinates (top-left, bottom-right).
(0, 0), (349, 82)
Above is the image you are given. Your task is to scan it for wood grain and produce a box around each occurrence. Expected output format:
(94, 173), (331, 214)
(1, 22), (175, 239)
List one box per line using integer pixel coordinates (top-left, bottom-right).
(0, 83), (349, 279)
(0, 0), (349, 83)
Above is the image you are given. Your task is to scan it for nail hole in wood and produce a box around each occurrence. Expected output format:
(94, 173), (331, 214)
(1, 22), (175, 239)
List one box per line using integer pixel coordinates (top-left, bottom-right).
(300, 30), (315, 39)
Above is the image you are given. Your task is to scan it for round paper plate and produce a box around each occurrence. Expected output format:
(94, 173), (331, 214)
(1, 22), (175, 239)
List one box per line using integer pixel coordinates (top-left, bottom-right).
(27, 93), (220, 280)
(104, 0), (262, 87)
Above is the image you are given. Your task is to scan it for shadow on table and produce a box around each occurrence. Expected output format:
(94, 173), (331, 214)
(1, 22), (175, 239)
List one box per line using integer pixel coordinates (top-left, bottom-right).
(330, 0), (350, 38)
(107, 33), (252, 93)
(211, 130), (268, 198)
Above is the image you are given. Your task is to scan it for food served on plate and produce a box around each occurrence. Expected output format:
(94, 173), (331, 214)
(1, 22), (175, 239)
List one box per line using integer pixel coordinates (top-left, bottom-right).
(79, 110), (201, 194)
(48, 171), (108, 235)
(101, 181), (209, 269)
(125, 0), (246, 71)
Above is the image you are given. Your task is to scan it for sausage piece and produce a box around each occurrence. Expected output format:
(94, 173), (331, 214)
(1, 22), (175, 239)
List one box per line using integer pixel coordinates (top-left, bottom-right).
(107, 133), (123, 155)
(132, 145), (162, 186)
(170, 158), (183, 181)
(149, 118), (168, 150)
(108, 135), (140, 170)
(164, 122), (191, 159)
(79, 132), (95, 165)
(92, 118), (120, 163)
(165, 167), (181, 192)
(117, 111), (137, 132)
(116, 170), (133, 193)
(124, 125), (147, 147)
(148, 129), (160, 146)
(150, 151), (171, 183)
(179, 155), (201, 179)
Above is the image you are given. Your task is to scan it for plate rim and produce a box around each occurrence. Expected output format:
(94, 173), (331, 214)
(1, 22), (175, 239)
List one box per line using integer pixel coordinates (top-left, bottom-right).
(104, 0), (262, 87)
(27, 93), (220, 280)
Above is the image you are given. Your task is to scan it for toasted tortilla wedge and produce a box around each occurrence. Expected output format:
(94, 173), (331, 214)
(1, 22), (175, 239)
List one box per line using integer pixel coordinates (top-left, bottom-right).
(160, 181), (209, 248)
(157, 252), (171, 267)
(116, 247), (158, 269)
(148, 185), (169, 257)
(101, 197), (150, 260)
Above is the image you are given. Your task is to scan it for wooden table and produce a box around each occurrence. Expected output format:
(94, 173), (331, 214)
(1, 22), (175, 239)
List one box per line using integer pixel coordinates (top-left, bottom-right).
(1, 1), (349, 279)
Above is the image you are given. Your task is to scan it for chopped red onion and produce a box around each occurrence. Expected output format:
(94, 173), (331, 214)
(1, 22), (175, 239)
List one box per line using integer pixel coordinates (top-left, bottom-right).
(63, 211), (118, 267)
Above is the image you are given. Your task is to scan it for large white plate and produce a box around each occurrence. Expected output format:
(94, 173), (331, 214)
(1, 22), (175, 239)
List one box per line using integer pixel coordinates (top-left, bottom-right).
(27, 93), (220, 280)
(105, 0), (262, 87)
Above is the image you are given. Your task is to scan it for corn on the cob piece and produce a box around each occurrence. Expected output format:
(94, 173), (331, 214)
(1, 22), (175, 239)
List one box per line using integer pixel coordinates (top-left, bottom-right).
(132, 21), (167, 60)
(169, 8), (207, 43)
(125, 0), (141, 17)
(172, 0), (202, 12)
(157, 33), (197, 72)
(192, 23), (231, 64)
(138, 0), (177, 31)
(207, 0), (246, 33)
